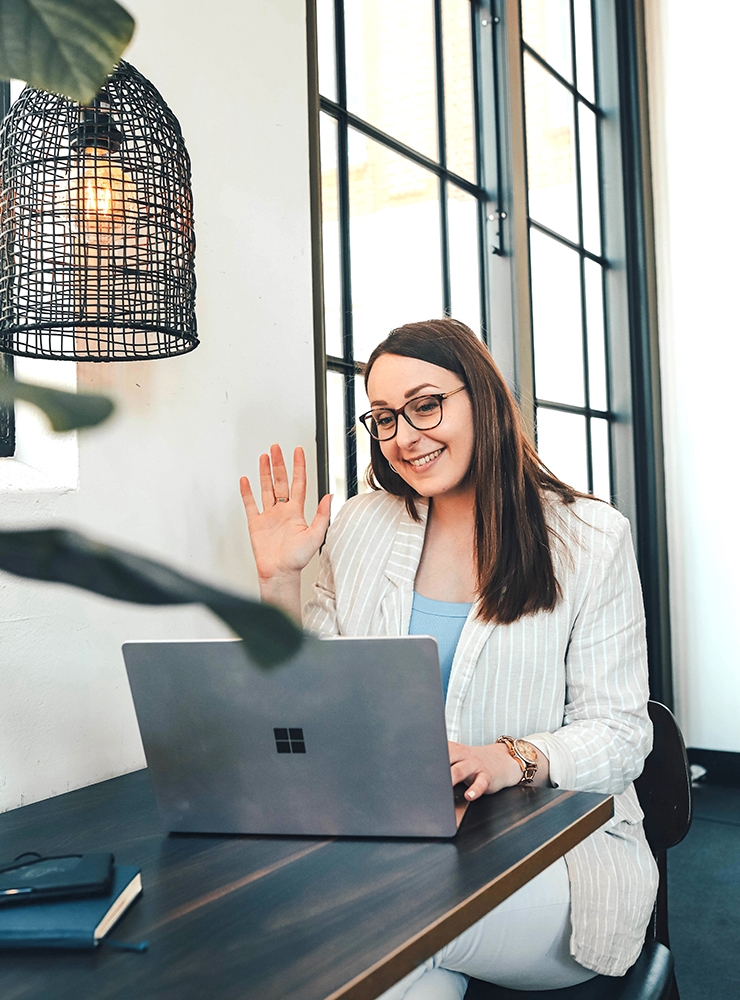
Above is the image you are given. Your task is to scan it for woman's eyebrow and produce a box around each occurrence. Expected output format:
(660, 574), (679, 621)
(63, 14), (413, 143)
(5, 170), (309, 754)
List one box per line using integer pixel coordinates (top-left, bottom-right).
(370, 383), (439, 407)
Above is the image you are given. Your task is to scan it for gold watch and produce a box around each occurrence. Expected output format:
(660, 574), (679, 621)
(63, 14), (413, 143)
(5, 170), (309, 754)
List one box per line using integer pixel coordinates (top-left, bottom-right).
(497, 736), (538, 784)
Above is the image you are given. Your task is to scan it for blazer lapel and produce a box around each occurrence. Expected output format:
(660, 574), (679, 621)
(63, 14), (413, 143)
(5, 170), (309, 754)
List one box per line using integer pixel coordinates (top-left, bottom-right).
(445, 611), (496, 741)
(377, 499), (428, 636)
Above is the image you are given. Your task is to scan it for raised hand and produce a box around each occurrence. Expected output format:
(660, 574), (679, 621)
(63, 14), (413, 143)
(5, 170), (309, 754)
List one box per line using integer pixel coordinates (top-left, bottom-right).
(240, 445), (331, 620)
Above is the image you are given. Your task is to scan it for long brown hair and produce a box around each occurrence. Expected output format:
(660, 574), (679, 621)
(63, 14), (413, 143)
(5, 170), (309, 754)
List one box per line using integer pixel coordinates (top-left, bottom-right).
(363, 318), (584, 625)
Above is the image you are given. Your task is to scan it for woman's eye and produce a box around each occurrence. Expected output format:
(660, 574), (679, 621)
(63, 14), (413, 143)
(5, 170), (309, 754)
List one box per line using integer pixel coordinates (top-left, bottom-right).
(375, 412), (394, 426)
(415, 399), (439, 414)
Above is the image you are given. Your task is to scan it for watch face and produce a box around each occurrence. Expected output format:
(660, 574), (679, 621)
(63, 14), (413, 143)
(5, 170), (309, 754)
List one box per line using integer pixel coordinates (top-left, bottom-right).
(514, 739), (538, 765)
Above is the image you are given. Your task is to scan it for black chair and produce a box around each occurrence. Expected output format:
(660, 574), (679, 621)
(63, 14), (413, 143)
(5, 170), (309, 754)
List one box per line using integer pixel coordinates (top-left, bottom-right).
(465, 702), (692, 1000)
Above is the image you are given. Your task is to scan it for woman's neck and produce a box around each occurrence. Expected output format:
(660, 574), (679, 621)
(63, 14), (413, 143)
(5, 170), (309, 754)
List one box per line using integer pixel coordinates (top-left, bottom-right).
(427, 486), (476, 532)
(415, 489), (478, 603)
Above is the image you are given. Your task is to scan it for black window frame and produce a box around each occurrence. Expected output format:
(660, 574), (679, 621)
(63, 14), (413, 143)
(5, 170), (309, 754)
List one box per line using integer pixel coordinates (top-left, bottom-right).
(306, 0), (671, 705)
(0, 78), (14, 459)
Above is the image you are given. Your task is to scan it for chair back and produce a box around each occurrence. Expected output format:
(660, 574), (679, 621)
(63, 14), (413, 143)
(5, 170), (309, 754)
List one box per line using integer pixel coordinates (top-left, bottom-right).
(634, 701), (692, 854)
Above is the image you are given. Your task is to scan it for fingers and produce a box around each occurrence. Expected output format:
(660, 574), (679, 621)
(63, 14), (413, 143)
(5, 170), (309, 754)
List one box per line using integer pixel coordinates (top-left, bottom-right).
(259, 452), (277, 508)
(270, 443), (290, 501)
(291, 447), (307, 507)
(248, 445), (325, 515)
(239, 476), (260, 522)
(450, 759), (490, 799)
(449, 741), (492, 800)
(463, 772), (489, 801)
(309, 493), (333, 544)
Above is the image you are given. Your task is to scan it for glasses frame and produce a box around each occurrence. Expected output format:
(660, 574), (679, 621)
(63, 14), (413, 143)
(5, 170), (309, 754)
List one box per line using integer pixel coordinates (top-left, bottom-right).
(359, 385), (467, 441)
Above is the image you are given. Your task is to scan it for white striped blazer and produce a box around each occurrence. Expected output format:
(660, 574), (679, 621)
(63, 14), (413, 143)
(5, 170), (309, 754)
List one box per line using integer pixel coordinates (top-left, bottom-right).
(303, 489), (659, 977)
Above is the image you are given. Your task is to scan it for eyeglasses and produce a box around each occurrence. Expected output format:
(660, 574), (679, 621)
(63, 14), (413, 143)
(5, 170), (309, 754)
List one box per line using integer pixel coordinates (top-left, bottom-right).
(358, 385), (467, 441)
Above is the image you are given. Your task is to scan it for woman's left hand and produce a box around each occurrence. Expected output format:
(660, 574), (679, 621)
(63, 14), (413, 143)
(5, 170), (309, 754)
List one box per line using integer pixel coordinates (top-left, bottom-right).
(448, 741), (525, 800)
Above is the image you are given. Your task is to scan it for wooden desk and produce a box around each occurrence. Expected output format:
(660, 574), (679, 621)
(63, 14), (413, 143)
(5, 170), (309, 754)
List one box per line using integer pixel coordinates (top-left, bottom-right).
(0, 770), (612, 1000)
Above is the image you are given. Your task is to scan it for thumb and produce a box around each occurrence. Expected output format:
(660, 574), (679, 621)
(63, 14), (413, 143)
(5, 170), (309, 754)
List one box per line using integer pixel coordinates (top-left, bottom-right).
(309, 493), (332, 541)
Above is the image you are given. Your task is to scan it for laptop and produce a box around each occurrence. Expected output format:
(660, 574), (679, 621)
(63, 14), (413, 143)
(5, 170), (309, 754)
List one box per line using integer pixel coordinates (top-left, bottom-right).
(122, 636), (469, 839)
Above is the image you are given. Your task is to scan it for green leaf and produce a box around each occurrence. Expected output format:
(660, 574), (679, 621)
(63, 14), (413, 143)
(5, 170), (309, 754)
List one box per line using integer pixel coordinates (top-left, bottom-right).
(0, 0), (135, 104)
(0, 528), (307, 668)
(0, 370), (114, 431)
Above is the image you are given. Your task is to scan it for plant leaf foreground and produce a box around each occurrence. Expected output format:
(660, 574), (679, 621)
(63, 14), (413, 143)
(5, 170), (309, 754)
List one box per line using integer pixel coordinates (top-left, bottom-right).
(0, 370), (114, 431)
(0, 0), (134, 104)
(0, 528), (307, 668)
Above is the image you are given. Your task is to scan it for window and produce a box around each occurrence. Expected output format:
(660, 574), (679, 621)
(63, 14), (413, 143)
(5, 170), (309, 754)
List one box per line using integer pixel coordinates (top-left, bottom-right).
(314, 0), (497, 500)
(0, 80), (12, 458)
(308, 0), (671, 702)
(0, 78), (78, 489)
(521, 0), (610, 499)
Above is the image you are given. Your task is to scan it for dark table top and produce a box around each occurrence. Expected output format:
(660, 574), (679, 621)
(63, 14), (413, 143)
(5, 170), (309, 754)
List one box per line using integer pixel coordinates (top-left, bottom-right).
(0, 769), (612, 1000)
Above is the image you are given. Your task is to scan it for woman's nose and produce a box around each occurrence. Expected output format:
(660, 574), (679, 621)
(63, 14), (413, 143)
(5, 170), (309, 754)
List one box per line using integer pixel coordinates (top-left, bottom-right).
(395, 413), (421, 448)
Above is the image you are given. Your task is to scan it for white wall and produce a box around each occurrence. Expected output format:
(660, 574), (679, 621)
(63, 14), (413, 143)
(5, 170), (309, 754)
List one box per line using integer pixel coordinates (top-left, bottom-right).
(0, 0), (319, 810)
(646, 0), (740, 751)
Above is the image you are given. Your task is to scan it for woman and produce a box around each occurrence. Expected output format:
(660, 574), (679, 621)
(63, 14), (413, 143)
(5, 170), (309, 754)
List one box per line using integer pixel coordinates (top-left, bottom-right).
(240, 319), (657, 998)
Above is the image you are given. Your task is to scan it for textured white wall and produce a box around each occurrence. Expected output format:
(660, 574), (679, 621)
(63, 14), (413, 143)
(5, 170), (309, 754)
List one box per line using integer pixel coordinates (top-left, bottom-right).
(0, 0), (318, 810)
(646, 0), (740, 751)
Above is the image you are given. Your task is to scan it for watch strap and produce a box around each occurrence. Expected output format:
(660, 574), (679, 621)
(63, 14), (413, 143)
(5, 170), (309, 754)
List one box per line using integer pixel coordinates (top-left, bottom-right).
(497, 735), (538, 784)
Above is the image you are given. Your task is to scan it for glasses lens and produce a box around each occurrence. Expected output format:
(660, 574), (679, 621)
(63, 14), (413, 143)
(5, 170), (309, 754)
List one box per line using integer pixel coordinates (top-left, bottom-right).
(405, 396), (442, 428)
(370, 409), (397, 440)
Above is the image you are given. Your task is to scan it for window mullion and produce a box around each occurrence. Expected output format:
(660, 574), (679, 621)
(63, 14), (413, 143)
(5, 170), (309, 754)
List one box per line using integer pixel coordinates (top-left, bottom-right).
(434, 0), (451, 315)
(501, 0), (535, 440)
(333, 0), (357, 497)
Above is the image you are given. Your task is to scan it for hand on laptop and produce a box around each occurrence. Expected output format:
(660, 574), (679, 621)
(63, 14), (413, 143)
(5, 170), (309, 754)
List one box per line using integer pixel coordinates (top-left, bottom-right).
(240, 444), (332, 621)
(448, 741), (528, 799)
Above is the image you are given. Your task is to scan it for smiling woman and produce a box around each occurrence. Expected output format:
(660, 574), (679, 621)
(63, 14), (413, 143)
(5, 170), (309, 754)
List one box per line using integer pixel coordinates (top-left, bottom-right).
(239, 317), (657, 996)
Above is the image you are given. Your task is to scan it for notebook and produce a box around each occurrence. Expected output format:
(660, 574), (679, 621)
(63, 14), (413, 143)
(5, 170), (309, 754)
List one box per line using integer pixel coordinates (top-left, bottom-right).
(0, 865), (142, 949)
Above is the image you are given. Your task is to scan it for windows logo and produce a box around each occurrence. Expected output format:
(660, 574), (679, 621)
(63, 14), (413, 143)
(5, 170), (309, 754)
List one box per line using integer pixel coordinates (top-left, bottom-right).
(274, 728), (306, 754)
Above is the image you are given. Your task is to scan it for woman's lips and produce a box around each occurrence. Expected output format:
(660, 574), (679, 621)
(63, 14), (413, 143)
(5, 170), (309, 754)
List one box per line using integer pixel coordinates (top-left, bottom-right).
(405, 447), (444, 470)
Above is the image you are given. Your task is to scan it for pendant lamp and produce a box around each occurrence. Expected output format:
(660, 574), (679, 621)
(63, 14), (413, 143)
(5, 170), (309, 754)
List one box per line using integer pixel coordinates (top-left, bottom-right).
(0, 61), (197, 361)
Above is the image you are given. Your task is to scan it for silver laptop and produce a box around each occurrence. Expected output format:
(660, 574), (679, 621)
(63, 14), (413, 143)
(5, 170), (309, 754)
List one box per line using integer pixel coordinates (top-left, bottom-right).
(122, 636), (468, 838)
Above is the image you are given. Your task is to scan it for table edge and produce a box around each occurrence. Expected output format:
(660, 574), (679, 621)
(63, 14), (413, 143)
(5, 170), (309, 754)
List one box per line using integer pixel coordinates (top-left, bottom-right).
(326, 793), (614, 1000)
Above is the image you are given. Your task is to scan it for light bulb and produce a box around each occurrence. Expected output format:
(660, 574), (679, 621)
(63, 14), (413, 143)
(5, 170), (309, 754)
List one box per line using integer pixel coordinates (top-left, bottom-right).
(68, 146), (137, 245)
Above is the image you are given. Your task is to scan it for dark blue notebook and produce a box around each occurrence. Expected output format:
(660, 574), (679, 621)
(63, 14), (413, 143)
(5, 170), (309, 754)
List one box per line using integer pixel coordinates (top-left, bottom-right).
(0, 864), (142, 949)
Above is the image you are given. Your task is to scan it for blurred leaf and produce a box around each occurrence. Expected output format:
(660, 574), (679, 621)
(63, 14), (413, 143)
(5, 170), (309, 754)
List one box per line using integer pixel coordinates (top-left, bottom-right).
(0, 370), (114, 430)
(0, 0), (135, 104)
(0, 528), (306, 668)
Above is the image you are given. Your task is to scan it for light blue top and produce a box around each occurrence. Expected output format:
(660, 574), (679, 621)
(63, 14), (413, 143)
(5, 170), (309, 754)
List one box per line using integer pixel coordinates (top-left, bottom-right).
(408, 592), (474, 700)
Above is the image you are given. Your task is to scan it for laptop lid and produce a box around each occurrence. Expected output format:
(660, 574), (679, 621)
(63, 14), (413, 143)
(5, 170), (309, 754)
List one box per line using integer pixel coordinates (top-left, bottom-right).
(122, 636), (463, 838)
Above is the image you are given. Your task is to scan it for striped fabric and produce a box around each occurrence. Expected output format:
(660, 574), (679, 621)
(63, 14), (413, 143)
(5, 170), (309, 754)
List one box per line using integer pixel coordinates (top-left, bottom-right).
(303, 490), (658, 977)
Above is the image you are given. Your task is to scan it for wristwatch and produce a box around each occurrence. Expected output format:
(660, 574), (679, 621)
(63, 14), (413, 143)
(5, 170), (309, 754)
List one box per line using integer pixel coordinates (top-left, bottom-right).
(496, 736), (538, 784)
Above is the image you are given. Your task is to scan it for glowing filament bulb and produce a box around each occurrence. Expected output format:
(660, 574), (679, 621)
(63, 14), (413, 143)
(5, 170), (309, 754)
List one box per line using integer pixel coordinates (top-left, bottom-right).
(84, 174), (112, 215)
(68, 146), (136, 244)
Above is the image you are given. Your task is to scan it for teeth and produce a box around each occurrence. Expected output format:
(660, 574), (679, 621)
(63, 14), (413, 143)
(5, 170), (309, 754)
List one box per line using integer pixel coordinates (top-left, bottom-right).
(409, 448), (443, 467)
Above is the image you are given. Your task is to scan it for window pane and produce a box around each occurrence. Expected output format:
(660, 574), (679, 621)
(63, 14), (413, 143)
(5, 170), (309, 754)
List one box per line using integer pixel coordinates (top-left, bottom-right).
(579, 104), (601, 255)
(521, 0), (572, 82)
(349, 133), (443, 361)
(448, 185), (480, 333)
(354, 375), (372, 493)
(573, 0), (595, 104)
(530, 228), (584, 406)
(320, 114), (343, 356)
(442, 0), (476, 180)
(316, 0), (337, 101)
(590, 417), (611, 501)
(524, 53), (578, 242)
(327, 370), (348, 505)
(536, 407), (588, 493)
(584, 258), (607, 411)
(345, 0), (438, 161)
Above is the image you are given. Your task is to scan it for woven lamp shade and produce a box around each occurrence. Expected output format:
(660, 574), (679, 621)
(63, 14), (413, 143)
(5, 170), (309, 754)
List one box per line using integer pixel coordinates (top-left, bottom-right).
(0, 61), (197, 361)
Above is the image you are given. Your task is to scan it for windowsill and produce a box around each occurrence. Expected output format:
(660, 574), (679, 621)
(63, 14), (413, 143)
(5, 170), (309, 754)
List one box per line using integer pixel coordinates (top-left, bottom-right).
(0, 358), (79, 493)
(0, 454), (77, 492)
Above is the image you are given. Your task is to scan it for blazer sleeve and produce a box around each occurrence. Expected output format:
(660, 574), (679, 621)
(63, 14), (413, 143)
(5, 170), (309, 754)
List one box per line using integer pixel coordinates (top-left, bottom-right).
(302, 543), (340, 636)
(526, 512), (652, 795)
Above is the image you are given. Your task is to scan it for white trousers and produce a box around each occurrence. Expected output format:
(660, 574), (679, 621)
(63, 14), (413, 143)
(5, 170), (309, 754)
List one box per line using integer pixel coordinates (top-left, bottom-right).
(377, 858), (596, 1000)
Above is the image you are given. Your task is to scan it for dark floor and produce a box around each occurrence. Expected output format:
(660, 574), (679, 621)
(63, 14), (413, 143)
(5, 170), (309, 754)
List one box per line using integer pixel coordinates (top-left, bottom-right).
(668, 782), (740, 1000)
